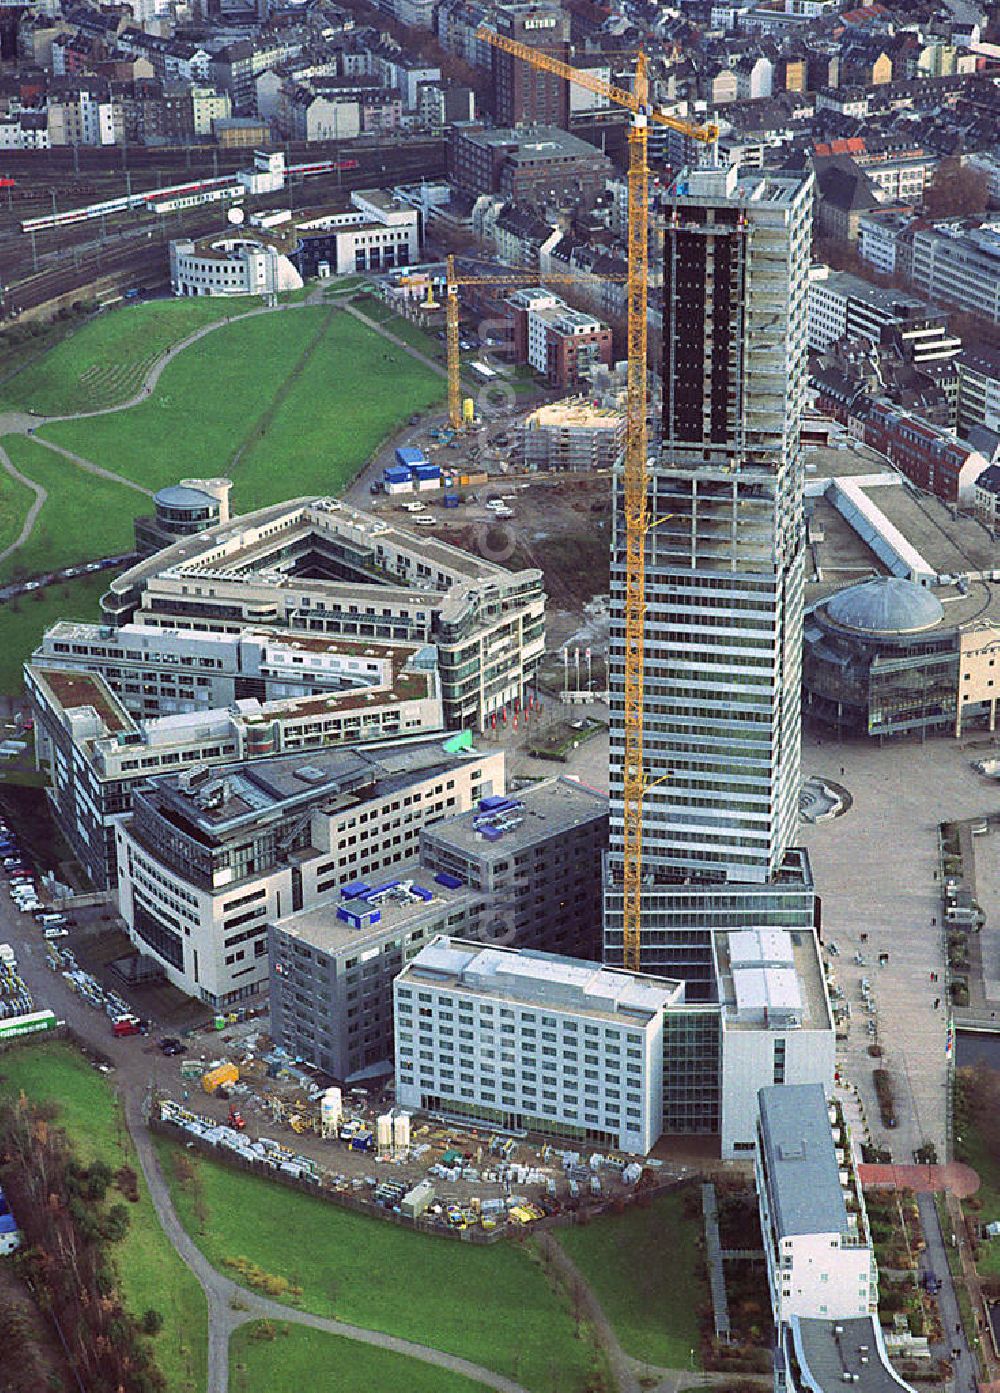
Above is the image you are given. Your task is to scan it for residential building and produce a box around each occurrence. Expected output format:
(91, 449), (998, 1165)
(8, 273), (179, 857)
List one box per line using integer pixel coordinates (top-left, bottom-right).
(394, 936), (684, 1154)
(506, 288), (612, 388)
(115, 738), (504, 1005)
(973, 464), (1000, 533)
(778, 1317), (919, 1393)
(756, 1083), (877, 1325)
(98, 497), (546, 733)
(492, 3), (571, 130)
(862, 399), (988, 503)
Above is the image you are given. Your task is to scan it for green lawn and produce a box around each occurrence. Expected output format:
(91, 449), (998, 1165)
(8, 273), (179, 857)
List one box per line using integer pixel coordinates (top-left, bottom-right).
(0, 1040), (207, 1393)
(156, 1136), (600, 1393)
(0, 297), (267, 415)
(0, 454), (34, 556)
(557, 1189), (705, 1369)
(0, 571), (108, 695)
(0, 435), (147, 582)
(230, 1323), (491, 1393)
(42, 308), (445, 511)
(955, 1094), (1000, 1276)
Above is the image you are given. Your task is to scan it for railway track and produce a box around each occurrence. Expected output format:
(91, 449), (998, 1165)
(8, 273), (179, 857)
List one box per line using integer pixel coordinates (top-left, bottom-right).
(2, 140), (446, 312)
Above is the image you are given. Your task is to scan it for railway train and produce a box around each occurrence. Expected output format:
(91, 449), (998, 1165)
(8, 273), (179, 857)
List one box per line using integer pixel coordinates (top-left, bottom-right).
(19, 159), (361, 235)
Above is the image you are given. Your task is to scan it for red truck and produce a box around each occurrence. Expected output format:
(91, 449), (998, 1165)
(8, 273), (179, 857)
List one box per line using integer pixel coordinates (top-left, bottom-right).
(112, 1015), (142, 1038)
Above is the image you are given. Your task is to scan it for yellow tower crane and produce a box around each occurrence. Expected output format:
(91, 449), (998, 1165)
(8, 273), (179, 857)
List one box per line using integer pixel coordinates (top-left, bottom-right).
(411, 256), (626, 431)
(479, 31), (717, 972)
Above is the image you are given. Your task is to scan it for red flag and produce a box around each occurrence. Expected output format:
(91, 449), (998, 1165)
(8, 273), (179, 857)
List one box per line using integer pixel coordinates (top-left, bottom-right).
(513, 714), (518, 731)
(491, 712), (496, 729)
(501, 708), (507, 724)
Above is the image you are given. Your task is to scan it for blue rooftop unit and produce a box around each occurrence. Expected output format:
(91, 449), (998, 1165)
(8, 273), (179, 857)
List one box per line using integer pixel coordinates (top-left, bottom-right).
(0, 1214), (17, 1235)
(340, 880), (372, 900)
(410, 884), (433, 901)
(434, 872), (464, 889)
(337, 903), (382, 931)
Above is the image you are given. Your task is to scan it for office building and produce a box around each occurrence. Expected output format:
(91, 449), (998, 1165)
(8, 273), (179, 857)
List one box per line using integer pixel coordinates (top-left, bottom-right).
(169, 234), (302, 299)
(394, 936), (684, 1154)
(807, 268), (960, 364)
(908, 220), (1000, 326)
(270, 876), (488, 1081)
(604, 165), (816, 991)
(957, 346), (1000, 437)
(756, 1083), (878, 1325)
(114, 737), (504, 1006)
(269, 777), (608, 1079)
(492, 4), (571, 130)
(26, 638), (443, 889)
(98, 497), (546, 732)
(716, 930), (835, 1157)
(419, 777), (609, 961)
(133, 479), (233, 558)
(447, 122), (612, 208)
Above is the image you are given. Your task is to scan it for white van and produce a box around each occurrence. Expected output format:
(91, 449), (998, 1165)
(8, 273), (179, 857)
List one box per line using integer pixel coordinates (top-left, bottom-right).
(413, 515), (437, 527)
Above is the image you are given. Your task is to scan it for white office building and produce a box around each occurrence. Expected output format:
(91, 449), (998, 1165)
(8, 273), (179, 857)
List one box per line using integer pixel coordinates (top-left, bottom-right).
(756, 1083), (878, 1326)
(394, 937), (684, 1154)
(115, 739), (503, 1007)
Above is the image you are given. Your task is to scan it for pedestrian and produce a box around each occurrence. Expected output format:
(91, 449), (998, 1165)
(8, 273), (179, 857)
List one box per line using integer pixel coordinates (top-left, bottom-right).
(840, 766), (845, 775)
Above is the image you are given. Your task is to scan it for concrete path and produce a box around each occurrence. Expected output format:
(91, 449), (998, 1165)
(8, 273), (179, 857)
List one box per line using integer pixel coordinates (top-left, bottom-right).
(342, 301), (453, 386)
(0, 436), (47, 568)
(124, 1093), (533, 1393)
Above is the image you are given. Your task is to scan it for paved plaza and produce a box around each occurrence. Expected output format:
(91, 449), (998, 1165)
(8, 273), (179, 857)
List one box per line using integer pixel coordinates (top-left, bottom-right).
(800, 730), (1000, 1162)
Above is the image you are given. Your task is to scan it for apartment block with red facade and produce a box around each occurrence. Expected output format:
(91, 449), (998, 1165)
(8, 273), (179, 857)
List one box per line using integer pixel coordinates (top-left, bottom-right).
(506, 288), (612, 389)
(862, 399), (988, 503)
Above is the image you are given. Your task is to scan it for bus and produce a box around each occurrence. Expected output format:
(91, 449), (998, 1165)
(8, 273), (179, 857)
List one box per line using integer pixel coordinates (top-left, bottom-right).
(0, 1009), (58, 1041)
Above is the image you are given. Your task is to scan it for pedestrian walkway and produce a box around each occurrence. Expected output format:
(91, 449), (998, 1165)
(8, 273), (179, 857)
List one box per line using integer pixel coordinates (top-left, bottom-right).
(858, 1162), (980, 1197)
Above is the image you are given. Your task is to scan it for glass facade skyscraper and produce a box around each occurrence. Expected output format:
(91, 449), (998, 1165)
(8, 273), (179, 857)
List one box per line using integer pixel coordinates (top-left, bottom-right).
(604, 165), (817, 1021)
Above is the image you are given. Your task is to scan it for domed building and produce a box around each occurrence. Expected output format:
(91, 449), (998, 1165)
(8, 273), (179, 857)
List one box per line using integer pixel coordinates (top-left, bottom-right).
(803, 576), (963, 740)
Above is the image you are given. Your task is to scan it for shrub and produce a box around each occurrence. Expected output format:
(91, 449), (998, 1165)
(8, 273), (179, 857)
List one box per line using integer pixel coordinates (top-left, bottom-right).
(141, 1309), (163, 1336)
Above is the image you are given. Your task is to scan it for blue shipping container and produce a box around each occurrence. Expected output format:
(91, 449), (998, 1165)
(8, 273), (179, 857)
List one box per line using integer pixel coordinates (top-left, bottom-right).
(395, 446), (427, 469)
(384, 466), (411, 483)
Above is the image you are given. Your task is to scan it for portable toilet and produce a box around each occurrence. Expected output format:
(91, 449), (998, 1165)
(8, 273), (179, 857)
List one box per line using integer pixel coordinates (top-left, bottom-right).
(463, 397), (475, 424)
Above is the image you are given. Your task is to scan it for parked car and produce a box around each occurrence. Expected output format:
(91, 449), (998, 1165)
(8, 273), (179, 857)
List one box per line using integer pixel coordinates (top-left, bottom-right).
(112, 1016), (142, 1038)
(35, 913), (66, 927)
(43, 928), (69, 940)
(159, 1037), (187, 1056)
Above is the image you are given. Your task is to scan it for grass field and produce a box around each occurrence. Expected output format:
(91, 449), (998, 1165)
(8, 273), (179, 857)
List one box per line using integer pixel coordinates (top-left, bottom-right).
(0, 435), (147, 582)
(156, 1136), (601, 1393)
(0, 571), (108, 695)
(0, 1040), (207, 1392)
(230, 1323), (491, 1393)
(0, 297), (266, 415)
(556, 1189), (705, 1369)
(0, 453), (34, 556)
(41, 308), (445, 510)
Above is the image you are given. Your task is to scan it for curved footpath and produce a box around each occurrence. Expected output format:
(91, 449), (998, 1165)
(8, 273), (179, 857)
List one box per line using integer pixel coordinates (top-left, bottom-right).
(124, 1093), (534, 1393)
(0, 436), (47, 568)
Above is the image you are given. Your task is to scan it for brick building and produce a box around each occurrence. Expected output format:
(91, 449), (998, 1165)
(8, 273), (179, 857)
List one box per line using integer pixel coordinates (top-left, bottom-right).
(448, 122), (611, 208)
(506, 288), (612, 388)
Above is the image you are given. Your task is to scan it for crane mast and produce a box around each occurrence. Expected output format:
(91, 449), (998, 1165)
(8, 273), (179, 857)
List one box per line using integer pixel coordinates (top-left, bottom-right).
(478, 30), (717, 971)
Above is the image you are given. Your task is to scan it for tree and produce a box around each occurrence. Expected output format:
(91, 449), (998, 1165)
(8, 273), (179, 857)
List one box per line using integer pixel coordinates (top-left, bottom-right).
(140, 1309), (163, 1336)
(99, 1204), (129, 1244)
(923, 157), (989, 219)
